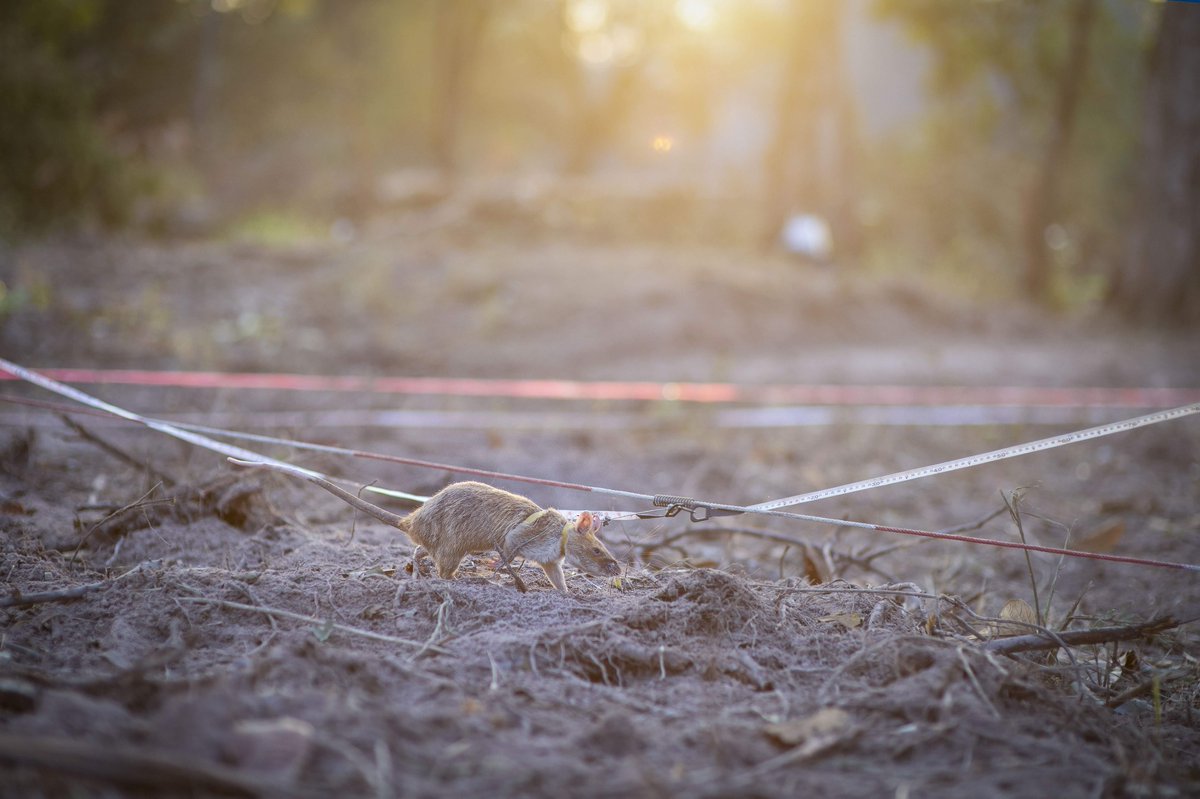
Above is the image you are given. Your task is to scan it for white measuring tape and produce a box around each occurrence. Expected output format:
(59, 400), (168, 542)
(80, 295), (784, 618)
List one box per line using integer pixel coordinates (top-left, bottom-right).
(751, 403), (1200, 512)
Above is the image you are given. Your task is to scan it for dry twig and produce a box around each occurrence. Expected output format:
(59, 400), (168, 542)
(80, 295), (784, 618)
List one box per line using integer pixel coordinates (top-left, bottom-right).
(59, 414), (178, 487)
(982, 616), (1181, 655)
(0, 561), (159, 609)
(70, 483), (171, 564)
(176, 595), (451, 653)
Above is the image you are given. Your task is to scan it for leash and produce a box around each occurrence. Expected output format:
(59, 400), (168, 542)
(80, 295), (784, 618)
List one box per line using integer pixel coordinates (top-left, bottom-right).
(2, 358), (1196, 571)
(0, 391), (649, 506)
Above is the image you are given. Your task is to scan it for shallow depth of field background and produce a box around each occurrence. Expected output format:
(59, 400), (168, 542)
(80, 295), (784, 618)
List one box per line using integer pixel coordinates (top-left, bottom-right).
(2, 0), (1195, 325)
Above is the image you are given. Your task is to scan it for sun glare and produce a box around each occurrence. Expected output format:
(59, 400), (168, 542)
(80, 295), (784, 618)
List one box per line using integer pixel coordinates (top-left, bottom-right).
(652, 135), (674, 153)
(674, 0), (717, 33)
(566, 0), (609, 34)
(577, 32), (615, 65)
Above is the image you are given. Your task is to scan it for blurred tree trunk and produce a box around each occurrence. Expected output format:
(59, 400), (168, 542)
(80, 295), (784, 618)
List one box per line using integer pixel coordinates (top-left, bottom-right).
(558, 0), (654, 177)
(432, 1), (488, 179)
(564, 64), (642, 176)
(1110, 4), (1200, 325)
(1022, 0), (1095, 302)
(761, 1), (859, 257)
(191, 8), (223, 172)
(761, 4), (810, 247)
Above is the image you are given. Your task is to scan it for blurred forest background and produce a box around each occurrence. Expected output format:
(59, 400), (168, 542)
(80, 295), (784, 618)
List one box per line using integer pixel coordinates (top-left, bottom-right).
(1, 0), (1196, 323)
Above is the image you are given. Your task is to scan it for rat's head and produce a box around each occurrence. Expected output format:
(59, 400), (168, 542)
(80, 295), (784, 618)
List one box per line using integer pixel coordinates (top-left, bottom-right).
(561, 512), (621, 577)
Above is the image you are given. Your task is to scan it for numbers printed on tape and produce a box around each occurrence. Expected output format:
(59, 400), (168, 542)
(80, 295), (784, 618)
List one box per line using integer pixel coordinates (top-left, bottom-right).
(751, 404), (1200, 511)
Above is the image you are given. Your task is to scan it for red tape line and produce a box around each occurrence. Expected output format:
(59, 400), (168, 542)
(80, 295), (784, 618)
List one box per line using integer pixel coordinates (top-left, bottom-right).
(2, 368), (1198, 407)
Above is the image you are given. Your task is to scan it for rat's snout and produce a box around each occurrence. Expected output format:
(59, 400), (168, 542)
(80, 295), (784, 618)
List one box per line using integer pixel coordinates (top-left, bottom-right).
(570, 539), (623, 577)
(578, 558), (621, 578)
(588, 541), (622, 576)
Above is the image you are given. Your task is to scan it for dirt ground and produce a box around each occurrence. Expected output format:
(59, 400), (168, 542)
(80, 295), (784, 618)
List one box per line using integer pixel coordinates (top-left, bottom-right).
(2, 208), (1199, 797)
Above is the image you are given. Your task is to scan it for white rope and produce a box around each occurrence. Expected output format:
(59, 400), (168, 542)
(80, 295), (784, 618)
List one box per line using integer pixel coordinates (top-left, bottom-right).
(0, 358), (425, 504)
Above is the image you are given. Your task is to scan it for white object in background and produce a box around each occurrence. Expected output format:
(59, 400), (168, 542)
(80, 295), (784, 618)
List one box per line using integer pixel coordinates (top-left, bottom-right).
(781, 213), (832, 261)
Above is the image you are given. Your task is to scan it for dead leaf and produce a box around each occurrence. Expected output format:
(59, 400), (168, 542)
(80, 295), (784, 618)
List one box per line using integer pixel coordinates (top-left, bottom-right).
(817, 612), (862, 630)
(226, 717), (314, 779)
(1074, 519), (1126, 553)
(342, 564), (397, 579)
(990, 598), (1038, 637)
(764, 708), (854, 758)
(801, 544), (830, 585)
(0, 499), (28, 515)
(1000, 598), (1038, 625)
(360, 603), (388, 621)
(1110, 649), (1140, 685)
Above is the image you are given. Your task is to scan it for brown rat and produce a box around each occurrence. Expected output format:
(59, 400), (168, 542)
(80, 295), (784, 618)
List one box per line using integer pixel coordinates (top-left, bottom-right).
(229, 459), (621, 591)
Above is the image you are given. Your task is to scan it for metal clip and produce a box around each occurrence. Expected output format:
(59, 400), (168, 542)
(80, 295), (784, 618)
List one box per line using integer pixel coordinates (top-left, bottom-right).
(646, 494), (742, 523)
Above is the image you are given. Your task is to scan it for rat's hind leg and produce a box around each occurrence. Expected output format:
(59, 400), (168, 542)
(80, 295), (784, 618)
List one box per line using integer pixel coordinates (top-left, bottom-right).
(409, 544), (431, 577)
(434, 554), (464, 581)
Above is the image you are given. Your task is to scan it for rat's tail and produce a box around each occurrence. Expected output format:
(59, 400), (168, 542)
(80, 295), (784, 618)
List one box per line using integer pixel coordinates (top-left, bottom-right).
(228, 458), (411, 530)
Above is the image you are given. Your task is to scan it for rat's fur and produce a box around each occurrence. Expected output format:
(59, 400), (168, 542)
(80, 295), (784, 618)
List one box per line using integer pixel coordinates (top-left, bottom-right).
(393, 481), (619, 590)
(230, 461), (619, 591)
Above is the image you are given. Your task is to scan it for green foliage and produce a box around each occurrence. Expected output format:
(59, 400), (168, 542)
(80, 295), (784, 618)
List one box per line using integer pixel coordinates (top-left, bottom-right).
(871, 0), (1158, 306)
(0, 272), (53, 320)
(863, 109), (1027, 298)
(221, 210), (328, 247)
(0, 0), (439, 237)
(0, 0), (130, 235)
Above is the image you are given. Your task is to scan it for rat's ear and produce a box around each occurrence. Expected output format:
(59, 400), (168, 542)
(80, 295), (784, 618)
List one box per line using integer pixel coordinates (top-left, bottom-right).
(576, 511), (595, 534)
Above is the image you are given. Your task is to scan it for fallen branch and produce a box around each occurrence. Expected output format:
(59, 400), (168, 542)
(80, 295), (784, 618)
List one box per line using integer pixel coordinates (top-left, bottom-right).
(176, 596), (451, 654)
(59, 414), (178, 487)
(983, 615), (1181, 655)
(0, 561), (159, 609)
(0, 582), (104, 609)
(773, 584), (937, 602)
